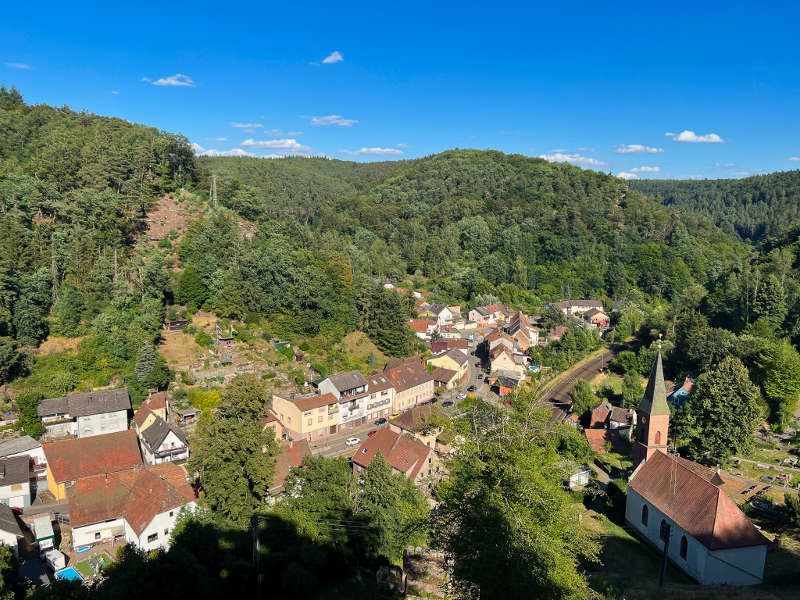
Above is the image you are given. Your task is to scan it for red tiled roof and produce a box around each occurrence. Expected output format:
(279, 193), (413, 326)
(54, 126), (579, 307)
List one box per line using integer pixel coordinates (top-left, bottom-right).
(271, 440), (312, 491)
(431, 367), (457, 384)
(584, 428), (624, 453)
(629, 450), (768, 550)
(44, 430), (143, 483)
(69, 463), (195, 534)
(352, 428), (431, 480)
(133, 406), (152, 430)
(290, 393), (338, 412)
(144, 392), (168, 411)
(589, 401), (612, 428)
(384, 357), (433, 393)
(409, 318), (435, 333)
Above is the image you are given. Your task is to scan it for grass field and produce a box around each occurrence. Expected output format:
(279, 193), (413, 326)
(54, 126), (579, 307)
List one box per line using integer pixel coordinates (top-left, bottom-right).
(75, 552), (112, 578)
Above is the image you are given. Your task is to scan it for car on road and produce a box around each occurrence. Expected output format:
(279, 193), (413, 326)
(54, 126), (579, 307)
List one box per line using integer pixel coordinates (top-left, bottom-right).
(467, 385), (476, 392)
(10, 507), (22, 516)
(442, 401), (453, 407)
(375, 418), (387, 425)
(430, 397), (438, 403)
(367, 430), (378, 438)
(345, 437), (361, 446)
(456, 392), (467, 400)
(475, 361), (481, 367)
(390, 412), (400, 419)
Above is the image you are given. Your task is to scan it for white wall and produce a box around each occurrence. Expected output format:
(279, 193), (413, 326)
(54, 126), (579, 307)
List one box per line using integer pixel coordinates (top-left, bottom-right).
(0, 481), (31, 507)
(316, 380), (340, 400)
(72, 517), (126, 547)
(705, 546), (766, 586)
(130, 502), (197, 551)
(77, 410), (128, 438)
(4, 447), (46, 466)
(0, 531), (18, 555)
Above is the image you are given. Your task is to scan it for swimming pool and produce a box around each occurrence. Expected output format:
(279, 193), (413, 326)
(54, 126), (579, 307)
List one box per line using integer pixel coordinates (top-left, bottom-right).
(55, 567), (82, 581)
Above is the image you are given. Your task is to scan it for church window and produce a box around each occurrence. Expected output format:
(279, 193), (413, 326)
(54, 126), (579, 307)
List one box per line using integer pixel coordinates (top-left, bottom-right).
(680, 536), (688, 559)
(641, 504), (648, 526)
(660, 519), (669, 541)
(655, 430), (662, 444)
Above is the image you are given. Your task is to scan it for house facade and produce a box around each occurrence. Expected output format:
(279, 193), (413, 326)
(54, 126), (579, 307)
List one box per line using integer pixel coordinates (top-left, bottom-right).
(37, 389), (131, 440)
(272, 392), (340, 442)
(318, 371), (371, 430)
(552, 299), (604, 316)
(134, 407), (190, 465)
(365, 373), (395, 422)
(384, 357), (435, 413)
(426, 350), (469, 384)
(0, 456), (31, 507)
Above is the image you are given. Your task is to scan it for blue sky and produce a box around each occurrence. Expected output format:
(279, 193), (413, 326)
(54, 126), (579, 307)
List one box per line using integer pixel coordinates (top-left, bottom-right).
(3, 0), (800, 179)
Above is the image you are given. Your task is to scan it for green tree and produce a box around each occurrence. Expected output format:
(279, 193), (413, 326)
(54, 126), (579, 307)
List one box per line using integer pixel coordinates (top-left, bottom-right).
(755, 340), (800, 430)
(752, 274), (786, 328)
(682, 357), (765, 464)
(52, 285), (84, 336)
(176, 266), (209, 307)
(134, 343), (157, 382)
(0, 338), (20, 385)
(569, 380), (596, 418)
(217, 374), (266, 420)
(621, 370), (642, 408)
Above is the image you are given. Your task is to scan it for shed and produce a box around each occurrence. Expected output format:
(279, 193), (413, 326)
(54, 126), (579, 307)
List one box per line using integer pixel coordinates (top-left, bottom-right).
(43, 549), (65, 571)
(33, 516), (55, 550)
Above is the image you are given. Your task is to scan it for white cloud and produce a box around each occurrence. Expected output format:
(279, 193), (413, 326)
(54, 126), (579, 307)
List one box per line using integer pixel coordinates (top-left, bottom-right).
(241, 138), (312, 152)
(264, 129), (284, 137)
(666, 130), (724, 143)
(214, 137), (227, 142)
(630, 166), (660, 173)
(617, 172), (637, 180)
(231, 122), (263, 129)
(614, 144), (664, 154)
(714, 162), (736, 168)
(111, 90), (119, 95)
(287, 131), (304, 136)
(149, 73), (195, 87)
(340, 147), (404, 156)
(4, 62), (32, 70)
(538, 152), (608, 167)
(789, 157), (800, 161)
(396, 143), (411, 149)
(190, 143), (254, 157)
(322, 51), (343, 64)
(310, 115), (358, 127)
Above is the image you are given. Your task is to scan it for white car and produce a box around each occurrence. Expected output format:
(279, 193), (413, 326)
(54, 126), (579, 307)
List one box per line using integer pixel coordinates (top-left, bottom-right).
(345, 437), (361, 446)
(456, 392), (467, 400)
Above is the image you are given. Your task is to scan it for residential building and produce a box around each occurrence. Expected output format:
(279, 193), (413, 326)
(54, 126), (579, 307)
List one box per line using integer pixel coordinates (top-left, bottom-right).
(489, 376), (519, 397)
(426, 349), (469, 383)
(609, 406), (635, 440)
(268, 440), (312, 496)
(365, 373), (395, 422)
(468, 306), (494, 326)
(33, 516), (54, 551)
(583, 308), (610, 327)
(409, 318), (437, 340)
(141, 391), (169, 421)
(0, 436), (46, 466)
(625, 351), (768, 585)
(133, 405), (189, 465)
(551, 299), (605, 317)
(37, 388), (131, 440)
(489, 345), (525, 378)
(584, 428), (625, 453)
(431, 367), (459, 390)
(626, 451), (768, 585)
(668, 377), (694, 409)
(42, 430), (143, 501)
(317, 371), (371, 430)
(430, 338), (469, 355)
(272, 392), (340, 442)
(261, 411), (284, 440)
(0, 456), (31, 507)
(389, 405), (450, 453)
(426, 305), (459, 328)
(483, 303), (508, 323)
(589, 400), (613, 428)
(69, 463), (196, 552)
(351, 428), (440, 489)
(384, 357), (435, 412)
(503, 311), (540, 351)
(0, 505), (22, 555)
(546, 326), (568, 343)
(484, 329), (514, 353)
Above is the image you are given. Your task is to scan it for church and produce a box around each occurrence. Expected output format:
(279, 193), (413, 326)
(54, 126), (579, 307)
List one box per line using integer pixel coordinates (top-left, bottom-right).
(625, 351), (769, 586)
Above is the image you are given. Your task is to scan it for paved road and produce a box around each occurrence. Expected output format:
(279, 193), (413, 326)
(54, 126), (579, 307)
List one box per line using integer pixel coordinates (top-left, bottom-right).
(541, 349), (616, 425)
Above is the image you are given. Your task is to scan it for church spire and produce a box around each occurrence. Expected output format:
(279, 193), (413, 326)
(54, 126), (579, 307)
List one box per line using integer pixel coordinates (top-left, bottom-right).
(638, 350), (669, 416)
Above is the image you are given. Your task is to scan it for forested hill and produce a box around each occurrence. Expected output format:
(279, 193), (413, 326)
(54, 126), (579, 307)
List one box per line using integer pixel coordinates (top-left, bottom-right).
(630, 170), (800, 242)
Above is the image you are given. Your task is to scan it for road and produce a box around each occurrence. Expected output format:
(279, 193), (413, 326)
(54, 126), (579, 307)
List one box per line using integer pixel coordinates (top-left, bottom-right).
(541, 349), (617, 425)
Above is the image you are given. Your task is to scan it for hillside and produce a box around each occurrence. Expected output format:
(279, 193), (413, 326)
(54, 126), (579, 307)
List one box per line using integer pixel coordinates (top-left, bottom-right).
(631, 170), (800, 242)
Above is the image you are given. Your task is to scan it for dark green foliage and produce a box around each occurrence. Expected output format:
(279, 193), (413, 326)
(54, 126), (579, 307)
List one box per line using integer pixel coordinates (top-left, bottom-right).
(134, 344), (156, 382)
(0, 338), (20, 385)
(621, 370), (642, 408)
(569, 379), (596, 418)
(175, 266), (208, 306)
(356, 283), (418, 357)
(786, 493), (800, 527)
(52, 285), (84, 336)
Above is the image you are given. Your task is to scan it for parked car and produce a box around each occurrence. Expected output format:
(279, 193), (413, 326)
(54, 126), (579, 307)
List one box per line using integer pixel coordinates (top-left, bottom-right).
(467, 385), (476, 392)
(345, 437), (361, 446)
(375, 418), (387, 425)
(10, 507), (22, 516)
(442, 401), (454, 407)
(390, 412), (400, 419)
(430, 397), (438, 403)
(456, 392), (467, 400)
(367, 430), (378, 438)
(477, 372), (483, 379)
(475, 361), (481, 367)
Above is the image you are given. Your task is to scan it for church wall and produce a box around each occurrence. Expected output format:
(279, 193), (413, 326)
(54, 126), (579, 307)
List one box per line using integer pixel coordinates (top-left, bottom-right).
(705, 546), (765, 586)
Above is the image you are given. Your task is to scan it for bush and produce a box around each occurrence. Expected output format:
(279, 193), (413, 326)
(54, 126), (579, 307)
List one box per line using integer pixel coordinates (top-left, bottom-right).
(195, 332), (213, 347)
(158, 238), (172, 249)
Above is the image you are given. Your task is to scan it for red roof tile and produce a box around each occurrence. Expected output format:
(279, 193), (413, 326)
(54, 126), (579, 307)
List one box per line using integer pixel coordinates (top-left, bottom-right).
(352, 428), (431, 480)
(144, 392), (168, 411)
(629, 450), (768, 550)
(271, 440), (312, 491)
(44, 430), (143, 483)
(584, 428), (624, 453)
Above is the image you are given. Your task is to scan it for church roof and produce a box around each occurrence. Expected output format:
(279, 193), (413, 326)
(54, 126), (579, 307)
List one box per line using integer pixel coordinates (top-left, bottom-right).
(629, 450), (768, 551)
(638, 352), (670, 416)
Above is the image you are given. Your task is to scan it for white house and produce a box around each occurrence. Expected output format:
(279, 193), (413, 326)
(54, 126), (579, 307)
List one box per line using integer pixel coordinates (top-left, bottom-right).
(626, 450), (768, 585)
(0, 504), (22, 555)
(133, 406), (189, 465)
(0, 456), (31, 508)
(68, 463), (196, 551)
(551, 299), (604, 317)
(317, 371), (371, 429)
(365, 373), (395, 422)
(0, 436), (46, 466)
(37, 389), (131, 440)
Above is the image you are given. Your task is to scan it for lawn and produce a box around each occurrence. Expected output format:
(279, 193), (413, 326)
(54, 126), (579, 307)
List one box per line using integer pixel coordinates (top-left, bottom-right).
(75, 552), (112, 578)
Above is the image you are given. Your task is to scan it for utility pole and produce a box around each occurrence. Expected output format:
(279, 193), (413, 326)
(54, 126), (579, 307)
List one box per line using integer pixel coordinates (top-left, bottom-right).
(659, 523), (671, 587)
(210, 174), (217, 209)
(251, 513), (263, 599)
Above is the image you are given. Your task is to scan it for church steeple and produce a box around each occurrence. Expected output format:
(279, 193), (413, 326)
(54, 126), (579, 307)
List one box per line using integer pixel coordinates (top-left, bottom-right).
(632, 347), (670, 471)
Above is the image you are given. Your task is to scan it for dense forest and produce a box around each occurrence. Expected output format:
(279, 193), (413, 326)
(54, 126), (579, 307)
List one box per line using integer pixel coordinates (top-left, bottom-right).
(631, 170), (800, 242)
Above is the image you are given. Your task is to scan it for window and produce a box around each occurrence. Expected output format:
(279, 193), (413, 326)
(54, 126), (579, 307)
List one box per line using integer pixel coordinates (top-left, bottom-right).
(680, 536), (688, 559)
(660, 520), (669, 541)
(169, 511), (174, 517)
(147, 533), (158, 543)
(307, 419), (312, 426)
(641, 504), (648, 526)
(318, 416), (323, 423)
(655, 430), (662, 445)
(95, 533), (101, 540)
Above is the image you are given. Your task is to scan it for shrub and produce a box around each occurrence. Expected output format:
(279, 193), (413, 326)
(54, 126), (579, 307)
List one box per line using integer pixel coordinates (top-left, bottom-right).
(195, 332), (213, 347)
(158, 238), (172, 249)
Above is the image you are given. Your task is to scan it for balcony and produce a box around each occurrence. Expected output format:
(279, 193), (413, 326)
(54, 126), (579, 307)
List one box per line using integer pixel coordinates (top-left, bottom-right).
(155, 446), (189, 459)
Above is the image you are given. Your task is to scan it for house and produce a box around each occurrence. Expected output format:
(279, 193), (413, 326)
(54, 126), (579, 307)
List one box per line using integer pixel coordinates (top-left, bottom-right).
(489, 345), (525, 378)
(261, 411), (283, 440)
(365, 373), (395, 422)
(0, 505), (23, 555)
(668, 377), (694, 409)
(430, 338), (469, 355)
(483, 303), (508, 323)
(272, 392), (340, 442)
(0, 456), (31, 507)
(426, 349), (469, 384)
(389, 405), (450, 453)
(133, 405), (189, 465)
(468, 306), (494, 326)
(503, 311), (540, 351)
(69, 462), (196, 552)
(589, 400), (613, 428)
(268, 440), (312, 496)
(0, 436), (46, 466)
(42, 430), (143, 501)
(559, 462), (592, 489)
(37, 388), (131, 440)
(351, 428), (440, 488)
(409, 318), (437, 340)
(626, 451), (768, 585)
(609, 406), (635, 440)
(384, 357), (435, 413)
(141, 391), (169, 421)
(626, 351), (768, 585)
(583, 308), (610, 328)
(426, 305), (458, 328)
(431, 367), (459, 390)
(551, 299), (604, 317)
(489, 376), (519, 397)
(546, 326), (568, 343)
(317, 371), (370, 430)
